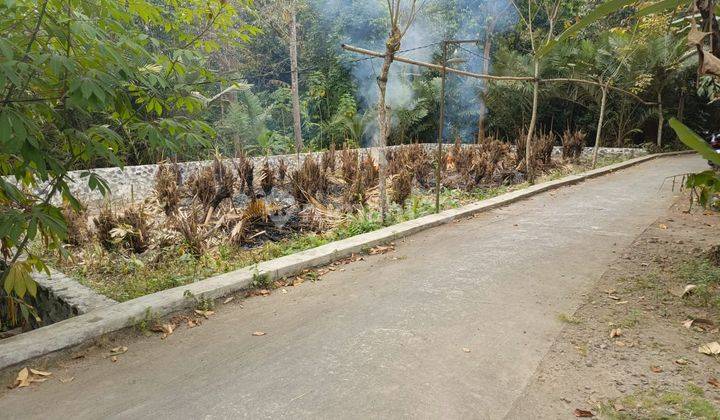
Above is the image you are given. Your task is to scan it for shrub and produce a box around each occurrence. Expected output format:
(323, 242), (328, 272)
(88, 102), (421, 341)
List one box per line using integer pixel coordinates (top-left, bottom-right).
(561, 130), (586, 162)
(391, 170), (413, 207)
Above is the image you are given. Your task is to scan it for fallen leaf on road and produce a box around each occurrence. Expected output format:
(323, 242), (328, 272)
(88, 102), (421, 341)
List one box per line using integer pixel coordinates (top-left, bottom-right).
(659, 224), (668, 229)
(29, 368), (51, 377)
(259, 289), (270, 296)
(281, 288), (287, 294)
(292, 277), (304, 287)
(109, 346), (128, 355)
(369, 244), (395, 255)
(698, 341), (720, 356)
(650, 365), (663, 373)
(223, 296), (234, 304)
(252, 331), (266, 336)
(462, 348), (471, 353)
(194, 310), (214, 319)
(681, 284), (697, 297)
(613, 403), (625, 412)
(684, 318), (715, 331)
(615, 340), (626, 347)
(151, 323), (175, 339)
(675, 359), (688, 365)
(111, 356), (118, 363)
(13, 368), (30, 388)
(610, 328), (622, 338)
(709, 377), (720, 388)
(59, 377), (74, 384)
(573, 408), (594, 417)
(608, 295), (620, 301)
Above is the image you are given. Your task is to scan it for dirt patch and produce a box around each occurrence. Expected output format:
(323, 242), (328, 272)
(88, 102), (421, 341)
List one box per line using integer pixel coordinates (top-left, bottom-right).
(509, 195), (720, 419)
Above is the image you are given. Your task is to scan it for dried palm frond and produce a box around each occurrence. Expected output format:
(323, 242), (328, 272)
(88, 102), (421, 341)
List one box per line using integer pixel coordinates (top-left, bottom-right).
(93, 205), (119, 250)
(62, 205), (89, 246)
(118, 204), (151, 254)
(261, 161), (275, 195)
(277, 158), (287, 183)
(360, 153), (378, 189)
(187, 167), (215, 208)
(172, 208), (205, 256)
(561, 130), (585, 162)
(291, 157), (326, 204)
(340, 146), (358, 183)
(344, 169), (367, 207)
(391, 170), (413, 207)
(154, 162), (182, 216)
(233, 152), (255, 196)
(322, 142), (336, 173)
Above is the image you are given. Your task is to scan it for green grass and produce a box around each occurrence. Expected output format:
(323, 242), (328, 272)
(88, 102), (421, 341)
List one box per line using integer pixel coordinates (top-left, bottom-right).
(600, 387), (720, 419)
(557, 312), (582, 325)
(47, 157), (630, 302)
(677, 258), (720, 308)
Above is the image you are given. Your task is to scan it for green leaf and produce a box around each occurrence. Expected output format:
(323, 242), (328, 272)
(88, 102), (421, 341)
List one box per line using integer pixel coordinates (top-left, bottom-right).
(636, 0), (689, 17)
(668, 118), (720, 165)
(540, 0), (636, 56)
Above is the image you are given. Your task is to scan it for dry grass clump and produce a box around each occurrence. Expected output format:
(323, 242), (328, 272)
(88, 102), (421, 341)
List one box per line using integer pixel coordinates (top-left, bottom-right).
(187, 167), (215, 209)
(562, 130), (586, 162)
(340, 146), (359, 183)
(291, 157), (327, 204)
(154, 162), (182, 216)
(261, 161), (274, 195)
(391, 170), (413, 207)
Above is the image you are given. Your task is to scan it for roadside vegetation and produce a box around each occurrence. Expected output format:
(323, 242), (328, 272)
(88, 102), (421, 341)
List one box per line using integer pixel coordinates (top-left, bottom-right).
(2, 0), (720, 334)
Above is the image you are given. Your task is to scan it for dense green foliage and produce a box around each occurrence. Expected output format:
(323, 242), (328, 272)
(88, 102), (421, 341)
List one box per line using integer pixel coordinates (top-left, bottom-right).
(0, 0), (254, 326)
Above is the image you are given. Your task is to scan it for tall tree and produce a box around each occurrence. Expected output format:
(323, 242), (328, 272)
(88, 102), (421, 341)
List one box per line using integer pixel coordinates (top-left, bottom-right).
(376, 0), (421, 221)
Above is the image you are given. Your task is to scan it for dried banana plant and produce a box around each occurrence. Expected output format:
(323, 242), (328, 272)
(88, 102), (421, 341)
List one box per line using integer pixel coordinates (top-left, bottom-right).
(229, 199), (269, 246)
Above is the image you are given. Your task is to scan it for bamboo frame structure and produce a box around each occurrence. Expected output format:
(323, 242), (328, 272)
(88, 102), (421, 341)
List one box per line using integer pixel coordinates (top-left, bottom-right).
(341, 43), (658, 212)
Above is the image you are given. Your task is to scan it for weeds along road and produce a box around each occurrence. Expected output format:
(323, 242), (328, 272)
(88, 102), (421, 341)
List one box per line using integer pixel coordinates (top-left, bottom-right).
(0, 155), (706, 419)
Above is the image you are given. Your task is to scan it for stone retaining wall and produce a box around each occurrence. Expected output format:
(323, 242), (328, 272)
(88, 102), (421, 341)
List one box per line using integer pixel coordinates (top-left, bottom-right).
(52, 144), (646, 205)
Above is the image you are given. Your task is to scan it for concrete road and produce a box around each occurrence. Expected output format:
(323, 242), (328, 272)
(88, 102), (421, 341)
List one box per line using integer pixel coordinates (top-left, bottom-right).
(0, 155), (704, 419)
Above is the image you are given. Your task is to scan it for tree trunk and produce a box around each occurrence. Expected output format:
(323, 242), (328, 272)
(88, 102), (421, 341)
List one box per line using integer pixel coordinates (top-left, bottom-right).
(656, 90), (663, 148)
(435, 42), (448, 213)
(476, 19), (496, 144)
(376, 27), (401, 222)
(289, 4), (303, 160)
(592, 85), (608, 168)
(525, 59), (540, 183)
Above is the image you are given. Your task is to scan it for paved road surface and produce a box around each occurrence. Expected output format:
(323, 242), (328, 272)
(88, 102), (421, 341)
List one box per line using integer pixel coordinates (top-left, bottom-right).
(0, 155), (705, 419)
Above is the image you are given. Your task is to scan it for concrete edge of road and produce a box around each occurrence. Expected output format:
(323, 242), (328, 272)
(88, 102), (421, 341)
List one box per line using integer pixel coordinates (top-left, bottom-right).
(0, 150), (694, 371)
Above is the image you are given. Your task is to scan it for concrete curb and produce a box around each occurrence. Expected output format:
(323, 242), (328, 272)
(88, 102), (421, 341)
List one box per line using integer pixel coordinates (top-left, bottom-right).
(0, 151), (694, 370)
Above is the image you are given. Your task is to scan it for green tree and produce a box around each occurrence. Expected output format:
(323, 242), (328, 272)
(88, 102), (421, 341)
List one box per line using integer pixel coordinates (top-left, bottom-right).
(0, 0), (255, 325)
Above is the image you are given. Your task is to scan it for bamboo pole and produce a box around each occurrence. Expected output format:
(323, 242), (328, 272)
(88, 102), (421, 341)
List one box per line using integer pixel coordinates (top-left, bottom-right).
(434, 42), (448, 213)
(341, 44), (657, 106)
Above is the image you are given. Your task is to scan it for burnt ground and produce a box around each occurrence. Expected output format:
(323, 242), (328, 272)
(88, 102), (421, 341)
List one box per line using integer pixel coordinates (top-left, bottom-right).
(508, 195), (720, 419)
